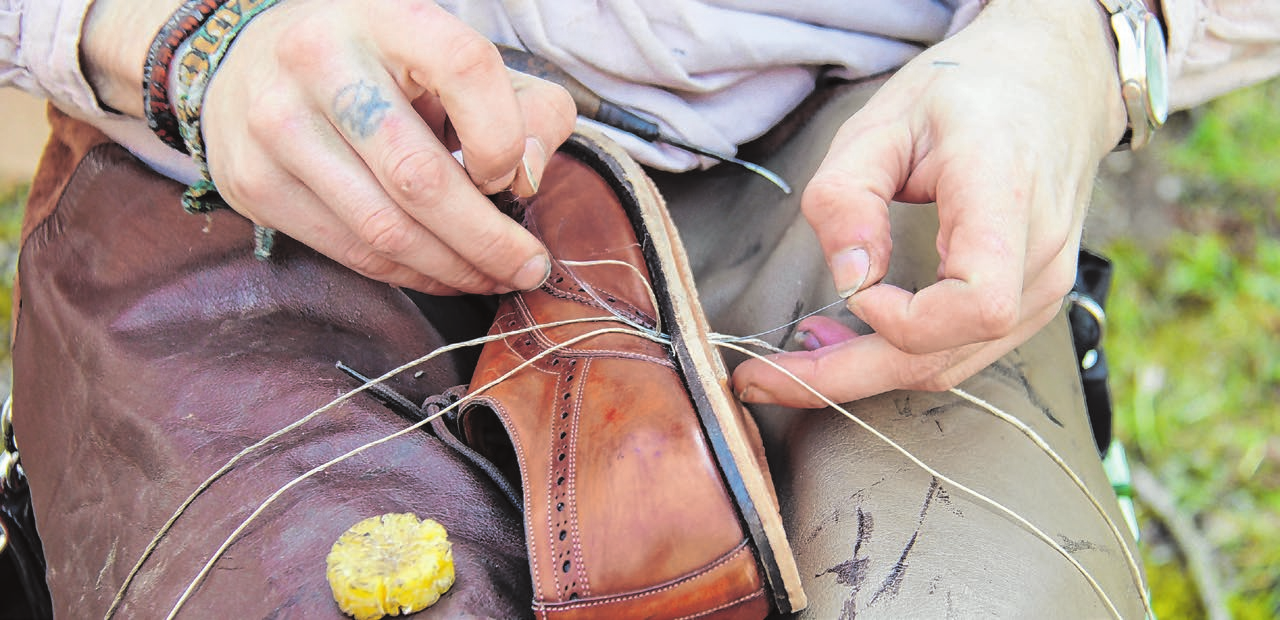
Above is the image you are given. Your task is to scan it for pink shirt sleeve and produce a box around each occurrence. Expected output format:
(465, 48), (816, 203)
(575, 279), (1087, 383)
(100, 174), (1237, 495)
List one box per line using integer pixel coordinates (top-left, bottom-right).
(2, 0), (1277, 145)
(0, 0), (108, 117)
(1163, 0), (1280, 110)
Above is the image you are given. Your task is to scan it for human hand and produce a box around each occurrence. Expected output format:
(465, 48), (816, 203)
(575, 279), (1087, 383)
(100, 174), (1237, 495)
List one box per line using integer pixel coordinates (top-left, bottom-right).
(733, 1), (1128, 408)
(198, 0), (576, 294)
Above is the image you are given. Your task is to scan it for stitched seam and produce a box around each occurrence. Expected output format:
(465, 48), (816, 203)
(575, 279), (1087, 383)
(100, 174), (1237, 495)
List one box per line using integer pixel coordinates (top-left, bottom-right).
(512, 293), (674, 367)
(535, 541), (754, 611)
(673, 590), (766, 620)
(546, 369), (566, 599)
(468, 395), (539, 602)
(543, 277), (654, 328)
(542, 259), (658, 328)
(562, 349), (672, 366)
(568, 358), (590, 597)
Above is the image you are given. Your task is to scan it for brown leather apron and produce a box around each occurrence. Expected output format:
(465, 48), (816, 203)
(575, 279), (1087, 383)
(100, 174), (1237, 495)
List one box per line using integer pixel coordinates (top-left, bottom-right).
(12, 107), (531, 618)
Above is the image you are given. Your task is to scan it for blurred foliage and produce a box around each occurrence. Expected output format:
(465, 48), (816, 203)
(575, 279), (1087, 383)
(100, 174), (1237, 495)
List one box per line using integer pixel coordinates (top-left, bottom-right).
(1107, 78), (1280, 619)
(0, 183), (24, 370)
(1166, 79), (1280, 201)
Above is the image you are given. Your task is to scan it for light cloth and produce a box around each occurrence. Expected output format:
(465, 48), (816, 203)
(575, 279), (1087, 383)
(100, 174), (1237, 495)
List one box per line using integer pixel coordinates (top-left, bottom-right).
(2, 0), (1279, 177)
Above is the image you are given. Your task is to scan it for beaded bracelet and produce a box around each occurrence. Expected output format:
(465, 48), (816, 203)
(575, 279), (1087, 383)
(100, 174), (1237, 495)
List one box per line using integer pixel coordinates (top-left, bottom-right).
(168, 0), (284, 257)
(170, 0), (282, 212)
(143, 0), (228, 154)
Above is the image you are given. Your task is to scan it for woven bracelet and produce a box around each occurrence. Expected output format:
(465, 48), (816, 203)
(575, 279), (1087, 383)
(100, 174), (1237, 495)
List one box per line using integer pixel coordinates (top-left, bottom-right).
(171, 0), (283, 214)
(144, 0), (228, 153)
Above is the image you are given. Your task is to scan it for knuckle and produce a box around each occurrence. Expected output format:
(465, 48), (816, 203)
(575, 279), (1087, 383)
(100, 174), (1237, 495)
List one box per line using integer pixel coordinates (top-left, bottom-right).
(800, 174), (854, 219)
(444, 33), (503, 82)
(802, 174), (890, 235)
(274, 15), (331, 72)
(390, 0), (447, 29)
(248, 91), (300, 139)
(342, 246), (396, 280)
(974, 294), (1020, 338)
(356, 206), (413, 257)
(915, 356), (977, 392)
(541, 85), (578, 137)
(418, 280), (461, 296)
(892, 331), (929, 356)
(1044, 266), (1077, 301)
(469, 228), (529, 279)
(899, 354), (951, 390)
(439, 262), (495, 293)
(1030, 303), (1061, 332)
(917, 373), (962, 393)
(385, 148), (451, 203)
(480, 134), (526, 176)
(219, 164), (267, 204)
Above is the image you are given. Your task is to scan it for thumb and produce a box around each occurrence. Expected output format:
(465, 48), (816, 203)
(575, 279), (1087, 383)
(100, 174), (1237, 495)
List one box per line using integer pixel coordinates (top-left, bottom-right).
(800, 115), (913, 299)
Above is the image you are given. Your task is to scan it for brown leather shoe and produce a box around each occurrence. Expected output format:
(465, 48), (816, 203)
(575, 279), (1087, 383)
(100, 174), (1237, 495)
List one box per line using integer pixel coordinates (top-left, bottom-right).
(460, 129), (805, 618)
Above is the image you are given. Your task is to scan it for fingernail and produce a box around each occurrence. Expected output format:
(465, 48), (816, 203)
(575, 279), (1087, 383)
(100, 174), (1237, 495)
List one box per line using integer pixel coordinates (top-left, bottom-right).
(738, 387), (757, 403)
(515, 254), (551, 291)
(793, 329), (821, 351)
(832, 248), (870, 298)
(521, 136), (547, 195)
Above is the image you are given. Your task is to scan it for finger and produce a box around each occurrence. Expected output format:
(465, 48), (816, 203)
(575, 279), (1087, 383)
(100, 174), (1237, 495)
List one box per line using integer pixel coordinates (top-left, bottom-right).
(370, 4), (526, 193)
(914, 302), (1062, 393)
(732, 332), (968, 409)
(410, 93), (452, 146)
(733, 301), (1061, 409)
(216, 163), (457, 294)
(801, 114), (909, 298)
(845, 150), (1031, 354)
(791, 316), (859, 351)
(261, 115), (509, 294)
(508, 74), (576, 197)
(316, 69), (551, 292)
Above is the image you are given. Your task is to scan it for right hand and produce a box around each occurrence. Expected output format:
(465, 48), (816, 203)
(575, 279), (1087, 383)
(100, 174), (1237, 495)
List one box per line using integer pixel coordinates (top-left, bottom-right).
(731, 0), (1124, 407)
(200, 0), (576, 294)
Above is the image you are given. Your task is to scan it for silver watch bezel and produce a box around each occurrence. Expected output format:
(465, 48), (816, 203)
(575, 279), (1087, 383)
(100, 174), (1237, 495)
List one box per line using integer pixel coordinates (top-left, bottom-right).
(1102, 0), (1170, 150)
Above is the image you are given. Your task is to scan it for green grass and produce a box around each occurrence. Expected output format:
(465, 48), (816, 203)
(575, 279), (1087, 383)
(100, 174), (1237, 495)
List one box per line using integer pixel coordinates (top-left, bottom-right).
(1106, 78), (1280, 619)
(0, 183), (25, 370)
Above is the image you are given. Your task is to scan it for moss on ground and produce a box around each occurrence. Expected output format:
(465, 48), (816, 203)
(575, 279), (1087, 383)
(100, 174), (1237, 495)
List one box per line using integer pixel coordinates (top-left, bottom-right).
(1106, 78), (1280, 619)
(0, 183), (25, 393)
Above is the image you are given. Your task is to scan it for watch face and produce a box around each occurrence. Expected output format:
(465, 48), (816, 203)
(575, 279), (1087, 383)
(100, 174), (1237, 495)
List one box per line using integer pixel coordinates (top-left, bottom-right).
(1144, 16), (1170, 125)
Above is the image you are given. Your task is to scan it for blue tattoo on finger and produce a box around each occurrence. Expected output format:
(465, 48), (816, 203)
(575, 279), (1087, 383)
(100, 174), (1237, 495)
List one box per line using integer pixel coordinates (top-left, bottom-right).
(333, 80), (391, 139)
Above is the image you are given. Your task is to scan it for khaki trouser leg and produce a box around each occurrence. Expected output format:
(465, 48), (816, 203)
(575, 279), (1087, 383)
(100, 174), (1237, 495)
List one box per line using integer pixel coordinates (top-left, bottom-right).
(658, 80), (1145, 618)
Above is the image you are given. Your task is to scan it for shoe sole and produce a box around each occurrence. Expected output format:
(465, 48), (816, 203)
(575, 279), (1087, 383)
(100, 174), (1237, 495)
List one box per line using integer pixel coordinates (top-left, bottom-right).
(559, 127), (807, 614)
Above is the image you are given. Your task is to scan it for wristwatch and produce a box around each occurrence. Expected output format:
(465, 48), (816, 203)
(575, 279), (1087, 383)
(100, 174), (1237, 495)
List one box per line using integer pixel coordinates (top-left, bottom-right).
(1097, 0), (1169, 150)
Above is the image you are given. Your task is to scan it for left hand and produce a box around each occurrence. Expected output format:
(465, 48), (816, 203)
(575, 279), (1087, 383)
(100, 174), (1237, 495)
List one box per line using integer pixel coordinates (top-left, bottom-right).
(733, 1), (1128, 408)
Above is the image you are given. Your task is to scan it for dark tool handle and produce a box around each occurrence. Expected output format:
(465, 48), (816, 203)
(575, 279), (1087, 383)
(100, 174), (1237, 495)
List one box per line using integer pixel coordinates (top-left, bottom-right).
(498, 45), (661, 141)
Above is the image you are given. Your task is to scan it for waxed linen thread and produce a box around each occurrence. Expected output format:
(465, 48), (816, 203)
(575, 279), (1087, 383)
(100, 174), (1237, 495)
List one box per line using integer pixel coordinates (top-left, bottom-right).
(112, 266), (1145, 619)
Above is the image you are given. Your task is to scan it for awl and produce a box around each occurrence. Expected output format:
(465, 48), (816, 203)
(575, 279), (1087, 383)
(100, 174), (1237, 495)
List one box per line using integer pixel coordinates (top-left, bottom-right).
(499, 46), (791, 194)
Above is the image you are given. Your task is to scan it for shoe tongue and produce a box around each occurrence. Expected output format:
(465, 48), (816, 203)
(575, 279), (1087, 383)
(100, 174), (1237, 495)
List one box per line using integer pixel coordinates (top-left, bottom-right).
(524, 153), (657, 319)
